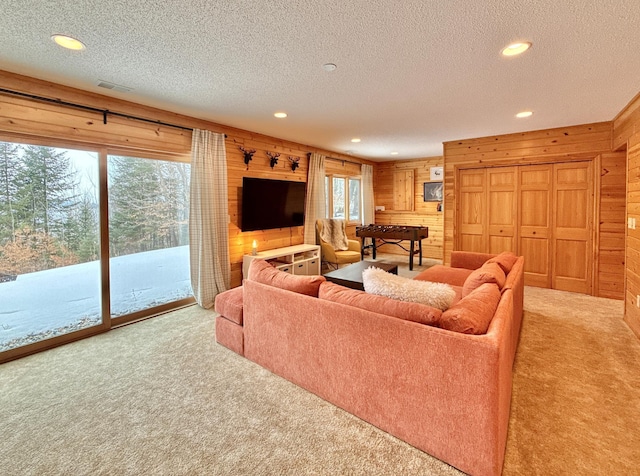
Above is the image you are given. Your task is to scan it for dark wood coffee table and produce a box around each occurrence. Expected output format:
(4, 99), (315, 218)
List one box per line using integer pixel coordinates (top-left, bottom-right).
(323, 260), (398, 291)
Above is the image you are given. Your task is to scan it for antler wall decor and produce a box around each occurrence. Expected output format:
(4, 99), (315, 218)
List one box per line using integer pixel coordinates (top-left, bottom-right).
(266, 151), (280, 169)
(288, 156), (301, 172)
(239, 146), (256, 170)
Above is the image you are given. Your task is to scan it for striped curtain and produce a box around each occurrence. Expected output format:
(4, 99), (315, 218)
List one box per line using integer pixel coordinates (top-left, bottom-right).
(303, 153), (326, 244)
(189, 129), (230, 308)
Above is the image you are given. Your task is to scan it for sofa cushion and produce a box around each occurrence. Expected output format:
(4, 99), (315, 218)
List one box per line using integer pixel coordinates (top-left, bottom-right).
(318, 281), (442, 326)
(439, 283), (501, 334)
(248, 259), (326, 297)
(486, 251), (519, 275)
(362, 267), (456, 311)
(214, 286), (244, 325)
(413, 265), (472, 287)
(462, 262), (506, 297)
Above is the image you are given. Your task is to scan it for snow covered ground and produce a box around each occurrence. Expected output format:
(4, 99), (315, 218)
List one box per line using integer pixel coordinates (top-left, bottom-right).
(0, 246), (192, 350)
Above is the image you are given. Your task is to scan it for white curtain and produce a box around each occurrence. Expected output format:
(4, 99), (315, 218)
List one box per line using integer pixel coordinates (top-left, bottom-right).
(304, 153), (326, 244)
(361, 164), (375, 226)
(361, 164), (375, 246)
(189, 129), (230, 308)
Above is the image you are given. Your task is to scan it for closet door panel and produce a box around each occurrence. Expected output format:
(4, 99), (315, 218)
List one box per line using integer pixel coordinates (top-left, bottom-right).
(519, 165), (552, 288)
(487, 167), (517, 253)
(458, 169), (486, 252)
(552, 162), (593, 293)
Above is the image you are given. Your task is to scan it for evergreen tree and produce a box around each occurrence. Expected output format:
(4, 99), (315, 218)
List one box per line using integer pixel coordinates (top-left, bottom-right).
(64, 191), (99, 263)
(0, 141), (23, 244)
(15, 146), (79, 239)
(108, 155), (190, 257)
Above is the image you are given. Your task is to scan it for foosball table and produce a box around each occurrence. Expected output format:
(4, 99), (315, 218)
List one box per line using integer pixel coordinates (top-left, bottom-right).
(355, 225), (429, 271)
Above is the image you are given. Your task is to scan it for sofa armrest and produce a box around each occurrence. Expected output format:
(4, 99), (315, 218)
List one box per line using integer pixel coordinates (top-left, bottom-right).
(347, 239), (360, 253)
(450, 251), (495, 270)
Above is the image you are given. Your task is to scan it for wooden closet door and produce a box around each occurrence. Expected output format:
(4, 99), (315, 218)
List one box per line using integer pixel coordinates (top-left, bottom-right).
(519, 165), (553, 288)
(487, 167), (517, 253)
(457, 169), (486, 252)
(552, 161), (593, 293)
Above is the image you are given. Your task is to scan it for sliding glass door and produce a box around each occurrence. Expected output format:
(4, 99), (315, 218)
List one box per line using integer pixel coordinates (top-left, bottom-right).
(0, 140), (194, 361)
(107, 154), (192, 321)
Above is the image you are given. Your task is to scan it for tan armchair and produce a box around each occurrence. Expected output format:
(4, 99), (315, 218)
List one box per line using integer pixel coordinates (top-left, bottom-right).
(316, 219), (361, 269)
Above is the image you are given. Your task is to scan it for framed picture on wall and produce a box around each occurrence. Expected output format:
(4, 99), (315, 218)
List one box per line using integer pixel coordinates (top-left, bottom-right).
(429, 166), (443, 181)
(423, 182), (443, 202)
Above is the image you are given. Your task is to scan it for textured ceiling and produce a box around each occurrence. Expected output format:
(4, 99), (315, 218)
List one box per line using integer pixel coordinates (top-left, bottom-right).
(0, 0), (639, 160)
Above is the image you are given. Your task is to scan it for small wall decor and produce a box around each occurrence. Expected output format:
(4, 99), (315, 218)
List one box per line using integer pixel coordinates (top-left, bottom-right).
(266, 151), (280, 169)
(423, 182), (444, 202)
(239, 146), (256, 170)
(429, 166), (443, 181)
(288, 156), (300, 172)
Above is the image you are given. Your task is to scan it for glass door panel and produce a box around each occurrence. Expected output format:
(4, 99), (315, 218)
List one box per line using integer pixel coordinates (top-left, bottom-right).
(0, 142), (101, 352)
(107, 155), (191, 318)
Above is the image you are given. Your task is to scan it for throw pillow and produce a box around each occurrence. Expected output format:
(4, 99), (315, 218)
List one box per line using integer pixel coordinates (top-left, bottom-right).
(318, 281), (442, 326)
(247, 259), (326, 297)
(486, 251), (519, 275)
(439, 283), (501, 335)
(461, 262), (506, 298)
(362, 267), (456, 311)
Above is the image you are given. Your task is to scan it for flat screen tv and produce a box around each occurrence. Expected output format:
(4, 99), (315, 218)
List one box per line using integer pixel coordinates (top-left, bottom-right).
(241, 177), (306, 231)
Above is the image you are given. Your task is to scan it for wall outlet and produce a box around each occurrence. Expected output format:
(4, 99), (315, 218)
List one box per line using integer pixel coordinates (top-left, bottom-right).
(629, 217), (636, 230)
(636, 295), (640, 308)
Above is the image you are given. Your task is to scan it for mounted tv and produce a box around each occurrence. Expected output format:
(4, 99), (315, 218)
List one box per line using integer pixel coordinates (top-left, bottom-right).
(241, 177), (306, 231)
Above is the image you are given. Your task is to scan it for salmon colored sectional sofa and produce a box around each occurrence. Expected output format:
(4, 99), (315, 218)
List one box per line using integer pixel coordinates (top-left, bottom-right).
(214, 251), (524, 476)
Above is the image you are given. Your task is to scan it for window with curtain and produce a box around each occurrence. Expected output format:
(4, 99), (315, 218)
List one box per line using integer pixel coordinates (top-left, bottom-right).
(325, 174), (361, 223)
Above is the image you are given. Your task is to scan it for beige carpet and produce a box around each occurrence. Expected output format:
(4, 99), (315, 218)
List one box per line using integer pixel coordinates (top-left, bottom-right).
(1, 281), (638, 475)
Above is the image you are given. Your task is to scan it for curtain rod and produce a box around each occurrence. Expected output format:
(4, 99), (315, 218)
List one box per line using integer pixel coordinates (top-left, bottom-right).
(309, 152), (363, 167)
(0, 87), (227, 137)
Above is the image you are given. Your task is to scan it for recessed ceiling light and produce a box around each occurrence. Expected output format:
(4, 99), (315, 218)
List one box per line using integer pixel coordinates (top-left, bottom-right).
(390, 151), (399, 155)
(274, 112), (287, 118)
(501, 41), (532, 57)
(351, 138), (361, 143)
(516, 110), (533, 118)
(51, 34), (86, 51)
(322, 63), (337, 72)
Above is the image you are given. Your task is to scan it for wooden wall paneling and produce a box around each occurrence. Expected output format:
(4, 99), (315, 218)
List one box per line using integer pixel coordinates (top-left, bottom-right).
(551, 161), (593, 294)
(487, 167), (517, 253)
(445, 123), (613, 160)
(393, 169), (414, 211)
(625, 133), (640, 338)
(373, 158), (444, 260)
(597, 152), (626, 299)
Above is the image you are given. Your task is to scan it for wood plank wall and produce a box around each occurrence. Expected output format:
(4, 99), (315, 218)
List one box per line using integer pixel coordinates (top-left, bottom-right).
(373, 158), (444, 260)
(598, 152), (627, 299)
(443, 122), (626, 299)
(614, 92), (640, 338)
(0, 70), (372, 289)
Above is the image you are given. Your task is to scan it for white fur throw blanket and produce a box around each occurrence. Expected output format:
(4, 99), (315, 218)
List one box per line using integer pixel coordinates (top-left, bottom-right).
(319, 219), (349, 251)
(362, 267), (456, 311)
